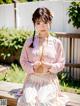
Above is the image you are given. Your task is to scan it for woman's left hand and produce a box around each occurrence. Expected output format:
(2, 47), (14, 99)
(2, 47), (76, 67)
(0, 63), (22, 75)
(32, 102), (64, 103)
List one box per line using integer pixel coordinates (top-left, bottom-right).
(41, 61), (51, 69)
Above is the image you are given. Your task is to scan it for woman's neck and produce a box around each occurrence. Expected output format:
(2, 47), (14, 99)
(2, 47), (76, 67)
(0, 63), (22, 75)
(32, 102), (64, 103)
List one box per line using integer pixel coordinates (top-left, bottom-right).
(37, 33), (49, 46)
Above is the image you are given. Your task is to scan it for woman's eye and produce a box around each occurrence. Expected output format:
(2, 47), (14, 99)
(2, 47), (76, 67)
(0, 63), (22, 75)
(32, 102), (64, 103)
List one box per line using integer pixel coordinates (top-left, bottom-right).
(36, 22), (40, 25)
(44, 22), (47, 24)
(36, 21), (48, 25)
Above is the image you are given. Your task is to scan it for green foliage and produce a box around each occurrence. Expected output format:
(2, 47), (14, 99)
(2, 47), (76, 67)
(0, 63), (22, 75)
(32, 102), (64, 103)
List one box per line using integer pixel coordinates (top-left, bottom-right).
(0, 28), (32, 60)
(58, 71), (80, 94)
(0, 0), (13, 4)
(58, 71), (80, 88)
(0, 63), (25, 83)
(19, 0), (27, 3)
(58, 71), (69, 86)
(0, 0), (4, 4)
(67, 1), (80, 29)
(0, 28), (32, 49)
(0, 0), (39, 4)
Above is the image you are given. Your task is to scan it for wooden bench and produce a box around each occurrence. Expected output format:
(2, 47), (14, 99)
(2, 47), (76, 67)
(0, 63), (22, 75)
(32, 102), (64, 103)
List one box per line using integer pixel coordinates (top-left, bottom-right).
(0, 81), (22, 106)
(0, 81), (80, 106)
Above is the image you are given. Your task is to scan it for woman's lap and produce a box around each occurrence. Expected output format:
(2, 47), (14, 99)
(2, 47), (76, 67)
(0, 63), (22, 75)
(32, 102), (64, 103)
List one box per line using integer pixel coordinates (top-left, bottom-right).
(23, 83), (56, 104)
(17, 74), (69, 106)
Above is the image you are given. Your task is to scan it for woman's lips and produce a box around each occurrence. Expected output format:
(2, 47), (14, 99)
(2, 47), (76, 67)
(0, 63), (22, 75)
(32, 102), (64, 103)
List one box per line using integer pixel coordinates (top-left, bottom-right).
(40, 29), (46, 32)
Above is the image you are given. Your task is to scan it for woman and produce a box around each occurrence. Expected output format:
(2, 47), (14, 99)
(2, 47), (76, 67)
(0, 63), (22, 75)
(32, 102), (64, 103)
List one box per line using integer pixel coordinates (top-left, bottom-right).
(17, 7), (69, 106)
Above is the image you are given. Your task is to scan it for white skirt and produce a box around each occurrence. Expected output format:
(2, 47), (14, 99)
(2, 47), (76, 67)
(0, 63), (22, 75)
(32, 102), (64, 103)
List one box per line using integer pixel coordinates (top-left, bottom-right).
(17, 73), (69, 106)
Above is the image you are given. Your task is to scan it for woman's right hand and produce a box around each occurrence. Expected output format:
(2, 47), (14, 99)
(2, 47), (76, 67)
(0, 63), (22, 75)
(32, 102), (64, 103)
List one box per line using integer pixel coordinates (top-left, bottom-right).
(33, 61), (45, 73)
(33, 61), (41, 71)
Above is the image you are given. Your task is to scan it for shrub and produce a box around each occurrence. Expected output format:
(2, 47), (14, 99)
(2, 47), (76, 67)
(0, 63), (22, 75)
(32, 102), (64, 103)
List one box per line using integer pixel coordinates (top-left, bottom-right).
(67, 1), (80, 29)
(0, 28), (33, 63)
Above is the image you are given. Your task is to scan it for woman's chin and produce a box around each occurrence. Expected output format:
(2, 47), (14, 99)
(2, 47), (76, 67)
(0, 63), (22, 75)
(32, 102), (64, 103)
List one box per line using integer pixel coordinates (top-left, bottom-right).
(39, 30), (48, 35)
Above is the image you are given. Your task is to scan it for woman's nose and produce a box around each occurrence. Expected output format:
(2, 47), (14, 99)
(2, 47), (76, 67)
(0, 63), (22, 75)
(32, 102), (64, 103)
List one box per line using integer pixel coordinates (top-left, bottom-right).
(40, 23), (45, 27)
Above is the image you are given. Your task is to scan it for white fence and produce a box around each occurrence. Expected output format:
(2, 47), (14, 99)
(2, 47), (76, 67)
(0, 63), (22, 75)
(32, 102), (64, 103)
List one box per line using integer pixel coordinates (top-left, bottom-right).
(0, 1), (80, 33)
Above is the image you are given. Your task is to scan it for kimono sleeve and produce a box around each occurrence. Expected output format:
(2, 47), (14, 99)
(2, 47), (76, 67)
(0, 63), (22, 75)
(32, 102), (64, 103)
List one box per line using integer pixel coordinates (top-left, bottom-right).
(20, 38), (34, 75)
(48, 39), (65, 73)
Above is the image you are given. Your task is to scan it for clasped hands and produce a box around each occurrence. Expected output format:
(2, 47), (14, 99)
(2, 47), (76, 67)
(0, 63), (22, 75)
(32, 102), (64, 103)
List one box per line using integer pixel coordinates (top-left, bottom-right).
(33, 61), (51, 73)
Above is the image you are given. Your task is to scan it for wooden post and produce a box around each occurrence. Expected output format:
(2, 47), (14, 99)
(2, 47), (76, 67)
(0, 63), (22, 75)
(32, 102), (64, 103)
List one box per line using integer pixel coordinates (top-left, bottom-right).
(69, 37), (72, 79)
(13, 0), (17, 28)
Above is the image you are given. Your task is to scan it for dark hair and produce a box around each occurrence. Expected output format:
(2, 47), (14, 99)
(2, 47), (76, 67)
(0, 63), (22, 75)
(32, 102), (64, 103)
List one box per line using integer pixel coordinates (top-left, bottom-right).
(29, 7), (53, 48)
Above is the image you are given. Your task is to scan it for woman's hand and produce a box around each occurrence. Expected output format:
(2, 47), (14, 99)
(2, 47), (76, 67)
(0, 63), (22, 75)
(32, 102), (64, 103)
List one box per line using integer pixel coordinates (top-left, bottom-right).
(41, 61), (51, 69)
(41, 61), (52, 73)
(33, 61), (44, 73)
(33, 61), (41, 71)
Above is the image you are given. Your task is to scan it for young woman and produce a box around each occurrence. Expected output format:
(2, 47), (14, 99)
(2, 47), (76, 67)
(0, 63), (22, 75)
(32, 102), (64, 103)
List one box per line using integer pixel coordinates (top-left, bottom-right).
(17, 7), (69, 106)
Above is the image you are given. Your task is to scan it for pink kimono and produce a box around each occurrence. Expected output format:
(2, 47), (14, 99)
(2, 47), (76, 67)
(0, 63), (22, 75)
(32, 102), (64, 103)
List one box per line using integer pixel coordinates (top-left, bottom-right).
(17, 35), (69, 106)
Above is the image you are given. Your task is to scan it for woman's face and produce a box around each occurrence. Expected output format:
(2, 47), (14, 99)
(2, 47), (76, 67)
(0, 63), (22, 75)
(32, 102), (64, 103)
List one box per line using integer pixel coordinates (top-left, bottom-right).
(35, 19), (50, 37)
